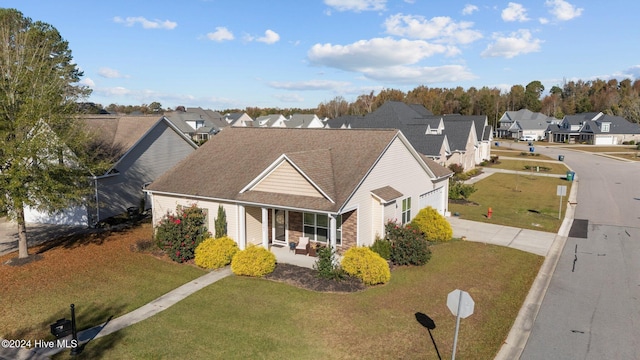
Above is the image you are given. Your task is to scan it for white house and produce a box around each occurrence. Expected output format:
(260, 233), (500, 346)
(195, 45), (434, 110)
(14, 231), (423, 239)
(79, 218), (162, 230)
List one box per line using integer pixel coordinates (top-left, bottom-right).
(145, 128), (453, 253)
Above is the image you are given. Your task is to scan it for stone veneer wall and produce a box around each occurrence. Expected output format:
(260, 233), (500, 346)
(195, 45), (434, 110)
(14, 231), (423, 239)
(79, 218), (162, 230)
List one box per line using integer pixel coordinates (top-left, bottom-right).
(339, 209), (357, 254)
(288, 211), (303, 243)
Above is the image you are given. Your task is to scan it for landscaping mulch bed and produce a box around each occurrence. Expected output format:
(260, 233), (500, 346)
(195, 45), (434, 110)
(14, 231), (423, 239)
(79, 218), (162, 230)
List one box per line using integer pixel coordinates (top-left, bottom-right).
(264, 263), (366, 293)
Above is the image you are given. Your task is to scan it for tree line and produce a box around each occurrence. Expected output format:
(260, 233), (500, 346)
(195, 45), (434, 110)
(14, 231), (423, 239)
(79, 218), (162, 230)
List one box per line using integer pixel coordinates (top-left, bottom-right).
(93, 78), (640, 129)
(316, 78), (640, 127)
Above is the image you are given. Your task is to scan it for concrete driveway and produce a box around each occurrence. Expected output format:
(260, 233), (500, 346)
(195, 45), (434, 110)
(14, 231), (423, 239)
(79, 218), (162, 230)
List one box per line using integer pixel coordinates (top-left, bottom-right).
(0, 217), (89, 257)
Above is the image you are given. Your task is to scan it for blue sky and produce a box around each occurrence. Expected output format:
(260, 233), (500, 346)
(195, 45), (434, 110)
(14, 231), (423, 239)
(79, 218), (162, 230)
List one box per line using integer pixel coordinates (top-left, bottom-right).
(5, 1), (640, 110)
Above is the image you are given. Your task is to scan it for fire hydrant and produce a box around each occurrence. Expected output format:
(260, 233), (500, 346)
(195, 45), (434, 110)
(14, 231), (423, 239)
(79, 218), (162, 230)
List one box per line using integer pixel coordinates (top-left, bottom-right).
(487, 207), (493, 219)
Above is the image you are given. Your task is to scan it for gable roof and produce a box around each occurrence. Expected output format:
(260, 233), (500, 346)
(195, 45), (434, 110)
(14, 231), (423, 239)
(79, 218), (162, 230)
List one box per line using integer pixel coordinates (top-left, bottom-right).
(440, 119), (475, 151)
(82, 114), (197, 174)
(147, 128), (438, 212)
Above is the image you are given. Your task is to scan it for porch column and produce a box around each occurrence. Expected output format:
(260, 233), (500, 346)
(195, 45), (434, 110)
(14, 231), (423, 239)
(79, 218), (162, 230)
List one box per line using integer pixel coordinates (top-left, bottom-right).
(238, 204), (246, 250)
(261, 207), (269, 249)
(329, 214), (337, 249)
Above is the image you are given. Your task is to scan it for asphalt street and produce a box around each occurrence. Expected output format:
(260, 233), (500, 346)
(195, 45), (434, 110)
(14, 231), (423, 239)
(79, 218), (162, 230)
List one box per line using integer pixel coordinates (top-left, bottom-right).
(519, 144), (640, 359)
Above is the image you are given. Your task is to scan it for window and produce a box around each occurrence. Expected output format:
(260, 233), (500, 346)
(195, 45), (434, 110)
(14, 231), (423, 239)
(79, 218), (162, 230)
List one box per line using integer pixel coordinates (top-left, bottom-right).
(601, 122), (610, 132)
(401, 197), (411, 224)
(303, 213), (342, 245)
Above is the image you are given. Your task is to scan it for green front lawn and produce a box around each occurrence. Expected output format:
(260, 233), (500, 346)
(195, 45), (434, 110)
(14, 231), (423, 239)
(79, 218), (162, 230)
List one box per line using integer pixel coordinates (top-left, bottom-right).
(449, 173), (571, 232)
(484, 159), (569, 174)
(54, 241), (542, 360)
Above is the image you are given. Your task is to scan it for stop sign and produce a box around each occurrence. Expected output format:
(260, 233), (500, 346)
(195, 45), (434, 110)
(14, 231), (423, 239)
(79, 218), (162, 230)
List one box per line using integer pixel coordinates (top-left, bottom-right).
(447, 289), (475, 319)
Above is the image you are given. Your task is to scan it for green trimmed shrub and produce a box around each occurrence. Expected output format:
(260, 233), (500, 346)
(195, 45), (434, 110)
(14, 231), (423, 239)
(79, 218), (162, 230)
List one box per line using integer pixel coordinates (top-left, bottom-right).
(214, 205), (227, 238)
(231, 245), (276, 277)
(385, 220), (431, 266)
(314, 245), (345, 280)
(369, 235), (391, 260)
(194, 236), (239, 269)
(155, 205), (211, 263)
(411, 206), (453, 242)
(341, 247), (390, 285)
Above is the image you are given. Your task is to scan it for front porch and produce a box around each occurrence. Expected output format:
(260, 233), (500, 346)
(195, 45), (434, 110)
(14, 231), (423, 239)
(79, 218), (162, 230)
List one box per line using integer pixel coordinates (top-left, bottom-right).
(241, 206), (357, 254)
(269, 244), (318, 269)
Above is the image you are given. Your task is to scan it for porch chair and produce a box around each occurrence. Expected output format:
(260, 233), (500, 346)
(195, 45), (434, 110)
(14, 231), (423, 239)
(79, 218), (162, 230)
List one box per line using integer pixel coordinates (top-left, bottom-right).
(295, 236), (309, 255)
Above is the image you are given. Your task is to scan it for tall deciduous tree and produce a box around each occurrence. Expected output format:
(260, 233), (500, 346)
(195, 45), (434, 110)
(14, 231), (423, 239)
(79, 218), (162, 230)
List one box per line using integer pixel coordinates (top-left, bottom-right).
(0, 8), (92, 258)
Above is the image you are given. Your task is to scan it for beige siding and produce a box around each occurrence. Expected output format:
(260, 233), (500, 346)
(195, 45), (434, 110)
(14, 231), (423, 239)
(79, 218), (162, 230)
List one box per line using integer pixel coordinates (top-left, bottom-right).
(245, 206), (263, 245)
(151, 194), (238, 242)
(344, 137), (437, 246)
(371, 197), (383, 240)
(253, 161), (323, 197)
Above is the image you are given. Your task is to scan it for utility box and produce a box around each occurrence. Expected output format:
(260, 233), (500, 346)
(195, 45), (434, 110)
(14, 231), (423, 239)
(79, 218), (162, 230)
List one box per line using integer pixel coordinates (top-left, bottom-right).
(50, 318), (72, 338)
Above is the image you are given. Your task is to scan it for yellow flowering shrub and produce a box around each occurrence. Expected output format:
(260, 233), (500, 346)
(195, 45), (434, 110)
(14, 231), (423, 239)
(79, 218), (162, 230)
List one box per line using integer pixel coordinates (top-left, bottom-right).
(194, 236), (238, 269)
(231, 245), (276, 277)
(410, 206), (453, 242)
(341, 247), (390, 285)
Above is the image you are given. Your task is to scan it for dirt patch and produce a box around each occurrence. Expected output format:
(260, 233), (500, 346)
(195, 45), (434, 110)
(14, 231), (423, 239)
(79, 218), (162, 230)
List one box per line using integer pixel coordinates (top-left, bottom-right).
(264, 263), (366, 293)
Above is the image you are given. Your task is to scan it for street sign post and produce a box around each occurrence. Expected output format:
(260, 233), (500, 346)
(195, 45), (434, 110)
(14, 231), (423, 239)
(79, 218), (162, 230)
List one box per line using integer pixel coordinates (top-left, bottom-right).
(557, 185), (567, 219)
(447, 289), (474, 360)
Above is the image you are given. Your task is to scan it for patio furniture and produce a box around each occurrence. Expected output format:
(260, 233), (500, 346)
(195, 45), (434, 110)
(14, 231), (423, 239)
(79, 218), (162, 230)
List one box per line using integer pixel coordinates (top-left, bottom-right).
(295, 237), (309, 255)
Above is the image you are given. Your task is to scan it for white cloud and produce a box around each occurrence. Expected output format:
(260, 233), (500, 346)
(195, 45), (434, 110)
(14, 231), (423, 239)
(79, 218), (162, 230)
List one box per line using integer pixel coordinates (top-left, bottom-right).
(274, 93), (305, 103)
(481, 29), (543, 58)
(257, 29), (280, 44)
(623, 65), (640, 79)
(80, 77), (95, 87)
(207, 27), (234, 42)
(545, 0), (583, 21)
(501, 3), (529, 22)
(98, 67), (128, 79)
(362, 64), (476, 84)
(308, 37), (449, 72)
(539, 17), (549, 24)
(324, 0), (386, 12)
(384, 14), (483, 45)
(462, 4), (479, 15)
(268, 80), (351, 90)
(113, 16), (177, 30)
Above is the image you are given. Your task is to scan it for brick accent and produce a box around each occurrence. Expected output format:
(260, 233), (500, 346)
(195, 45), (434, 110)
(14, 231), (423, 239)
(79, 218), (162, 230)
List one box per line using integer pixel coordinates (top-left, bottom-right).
(339, 209), (357, 254)
(288, 211), (302, 243)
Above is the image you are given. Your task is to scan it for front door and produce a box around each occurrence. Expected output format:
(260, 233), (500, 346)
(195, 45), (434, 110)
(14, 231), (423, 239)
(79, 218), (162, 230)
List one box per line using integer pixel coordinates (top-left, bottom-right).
(274, 209), (287, 245)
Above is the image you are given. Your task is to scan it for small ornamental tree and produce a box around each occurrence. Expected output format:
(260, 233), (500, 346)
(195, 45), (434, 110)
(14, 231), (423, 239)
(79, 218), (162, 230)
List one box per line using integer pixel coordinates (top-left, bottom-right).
(155, 205), (211, 263)
(214, 205), (227, 238)
(410, 206), (453, 242)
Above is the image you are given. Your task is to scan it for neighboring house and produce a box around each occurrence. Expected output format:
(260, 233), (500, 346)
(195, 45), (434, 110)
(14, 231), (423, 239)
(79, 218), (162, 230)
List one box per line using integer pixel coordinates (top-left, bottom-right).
(225, 112), (254, 127)
(443, 114), (493, 167)
(548, 112), (640, 144)
(25, 115), (198, 226)
(284, 114), (325, 128)
(327, 101), (491, 171)
(145, 127), (453, 253)
(497, 109), (560, 140)
(255, 114), (287, 127)
(165, 108), (226, 142)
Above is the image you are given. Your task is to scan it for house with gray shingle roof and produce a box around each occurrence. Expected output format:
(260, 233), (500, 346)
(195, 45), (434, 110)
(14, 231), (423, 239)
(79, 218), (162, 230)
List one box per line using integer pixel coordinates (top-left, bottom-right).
(497, 109), (561, 140)
(256, 114), (287, 127)
(326, 101), (491, 170)
(165, 108), (226, 142)
(284, 114), (324, 128)
(24, 115), (198, 226)
(548, 112), (640, 144)
(225, 112), (254, 127)
(146, 127), (452, 253)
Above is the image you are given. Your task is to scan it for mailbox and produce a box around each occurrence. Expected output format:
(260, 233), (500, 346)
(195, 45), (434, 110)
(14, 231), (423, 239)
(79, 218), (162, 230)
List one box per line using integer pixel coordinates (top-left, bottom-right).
(50, 318), (72, 338)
